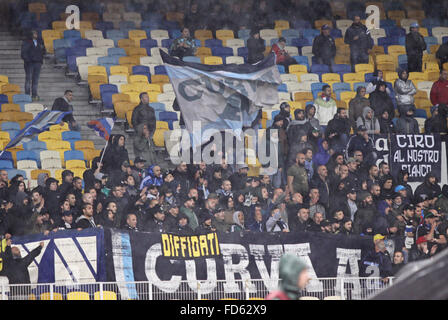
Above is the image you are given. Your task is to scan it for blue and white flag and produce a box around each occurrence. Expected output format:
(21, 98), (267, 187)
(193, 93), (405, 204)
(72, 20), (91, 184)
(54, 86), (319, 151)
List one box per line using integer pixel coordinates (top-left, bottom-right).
(3, 110), (72, 150)
(161, 50), (282, 147)
(87, 117), (115, 141)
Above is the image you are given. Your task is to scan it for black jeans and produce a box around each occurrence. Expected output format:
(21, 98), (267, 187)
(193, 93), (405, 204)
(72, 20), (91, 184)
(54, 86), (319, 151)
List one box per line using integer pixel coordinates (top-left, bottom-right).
(407, 55), (423, 72)
(24, 62), (42, 97)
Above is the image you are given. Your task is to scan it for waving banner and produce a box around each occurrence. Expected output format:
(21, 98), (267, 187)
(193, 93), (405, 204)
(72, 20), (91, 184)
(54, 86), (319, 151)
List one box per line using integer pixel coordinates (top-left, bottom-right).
(161, 50), (282, 147)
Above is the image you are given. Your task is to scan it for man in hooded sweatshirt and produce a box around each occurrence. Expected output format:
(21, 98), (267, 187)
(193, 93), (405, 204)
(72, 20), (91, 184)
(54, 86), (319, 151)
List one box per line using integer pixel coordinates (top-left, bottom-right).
(266, 254), (310, 300)
(425, 104), (448, 134)
(325, 107), (352, 153)
(313, 84), (337, 126)
(405, 23), (427, 72)
(349, 86), (370, 129)
(394, 69), (417, 116)
(305, 104), (321, 131)
(395, 107), (419, 134)
(356, 107), (380, 135)
(414, 172), (442, 205)
(344, 15), (373, 71)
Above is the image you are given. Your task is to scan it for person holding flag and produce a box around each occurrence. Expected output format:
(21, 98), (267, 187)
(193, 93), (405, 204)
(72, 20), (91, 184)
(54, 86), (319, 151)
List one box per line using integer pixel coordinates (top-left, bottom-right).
(87, 117), (116, 174)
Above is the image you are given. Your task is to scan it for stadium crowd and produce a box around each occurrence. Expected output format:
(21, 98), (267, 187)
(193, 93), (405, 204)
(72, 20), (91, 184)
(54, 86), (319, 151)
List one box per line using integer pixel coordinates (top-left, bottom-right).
(1, 0), (448, 285)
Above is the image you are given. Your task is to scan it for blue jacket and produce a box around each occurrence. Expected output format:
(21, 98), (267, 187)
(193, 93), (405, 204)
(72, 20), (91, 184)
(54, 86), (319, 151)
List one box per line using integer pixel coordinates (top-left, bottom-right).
(139, 165), (163, 189)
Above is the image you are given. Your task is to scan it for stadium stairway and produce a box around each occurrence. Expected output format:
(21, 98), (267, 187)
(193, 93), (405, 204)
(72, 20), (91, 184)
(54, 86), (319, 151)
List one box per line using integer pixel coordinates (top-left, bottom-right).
(0, 28), (168, 165)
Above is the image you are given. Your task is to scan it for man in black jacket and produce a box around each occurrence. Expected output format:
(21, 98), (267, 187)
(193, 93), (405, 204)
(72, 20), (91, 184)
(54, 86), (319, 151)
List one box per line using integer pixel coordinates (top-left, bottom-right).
(75, 203), (97, 229)
(325, 108), (352, 153)
(247, 29), (266, 64)
(51, 90), (80, 131)
(344, 16), (373, 71)
(312, 25), (336, 69)
(20, 30), (45, 101)
(131, 92), (156, 136)
(406, 23), (427, 72)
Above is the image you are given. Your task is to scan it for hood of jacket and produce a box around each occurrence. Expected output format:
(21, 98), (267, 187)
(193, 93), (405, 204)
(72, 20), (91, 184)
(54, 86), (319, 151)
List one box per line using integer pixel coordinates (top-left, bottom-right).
(362, 106), (373, 119)
(279, 254), (308, 300)
(232, 211), (244, 228)
(305, 104), (316, 118)
(37, 173), (47, 187)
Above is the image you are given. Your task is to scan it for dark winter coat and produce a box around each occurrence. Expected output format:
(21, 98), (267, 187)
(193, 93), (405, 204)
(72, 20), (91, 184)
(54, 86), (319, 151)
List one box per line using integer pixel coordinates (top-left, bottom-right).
(21, 38), (45, 63)
(344, 23), (373, 52)
(247, 37), (266, 64)
(405, 31), (427, 57)
(368, 87), (395, 118)
(312, 33), (336, 60)
(6, 245), (42, 284)
(51, 97), (75, 123)
(131, 102), (156, 135)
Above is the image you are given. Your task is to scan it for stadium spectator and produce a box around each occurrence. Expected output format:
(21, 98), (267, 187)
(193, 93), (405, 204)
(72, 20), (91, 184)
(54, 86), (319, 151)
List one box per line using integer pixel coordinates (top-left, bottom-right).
(310, 166), (330, 211)
(430, 70), (448, 106)
(349, 86), (370, 128)
(247, 29), (266, 64)
(312, 25), (336, 69)
(347, 125), (376, 165)
(307, 187), (326, 218)
(313, 84), (337, 126)
(360, 234), (393, 282)
(378, 109), (395, 134)
(145, 205), (168, 233)
(75, 203), (96, 229)
(123, 213), (138, 231)
(287, 152), (309, 196)
(325, 107), (351, 153)
(131, 92), (156, 136)
(394, 70), (417, 116)
(339, 217), (353, 235)
(133, 123), (157, 167)
(229, 210), (246, 232)
(51, 210), (74, 231)
(305, 104), (321, 131)
(414, 172), (442, 204)
(249, 207), (266, 232)
(20, 29), (45, 101)
(171, 212), (194, 235)
(368, 81), (395, 119)
(266, 205), (289, 232)
(51, 90), (80, 131)
(271, 37), (297, 70)
(103, 135), (130, 175)
(366, 70), (390, 94)
(184, 3), (205, 32)
(405, 23), (427, 72)
(424, 104), (447, 134)
(391, 251), (405, 275)
(395, 107), (419, 134)
(356, 107), (380, 136)
(436, 43), (448, 71)
(169, 27), (197, 59)
(353, 192), (376, 235)
(344, 16), (373, 71)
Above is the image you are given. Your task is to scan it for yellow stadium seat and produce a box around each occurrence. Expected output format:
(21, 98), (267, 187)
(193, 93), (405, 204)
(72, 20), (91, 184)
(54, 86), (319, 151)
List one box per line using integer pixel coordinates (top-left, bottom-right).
(126, 110), (134, 128)
(423, 61), (439, 73)
(289, 64), (308, 73)
(340, 91), (356, 101)
(376, 63), (395, 72)
(1, 104), (21, 112)
(322, 73), (341, 84)
(414, 90), (428, 99)
(315, 19), (333, 29)
(52, 21), (66, 30)
(194, 30), (213, 44)
(117, 38), (136, 49)
(371, 45), (385, 55)
(431, 45), (440, 55)
(126, 92), (140, 104)
(153, 129), (167, 147)
(0, 75), (8, 85)
(129, 30), (147, 46)
(49, 122), (69, 131)
(121, 83), (139, 94)
(415, 98), (432, 109)
(83, 149), (101, 164)
(94, 291), (117, 300)
(67, 291), (89, 300)
(66, 160), (86, 170)
(112, 93), (131, 104)
(355, 63), (374, 73)
(110, 65), (129, 77)
(216, 29), (234, 41)
(129, 75), (149, 84)
(383, 71), (398, 82)
(40, 292), (63, 300)
(408, 72), (426, 82)
(46, 140), (71, 150)
(195, 47), (212, 56)
(0, 131), (10, 141)
(74, 140), (95, 150)
(114, 101), (136, 119)
(289, 101), (304, 110)
(336, 100), (347, 108)
(274, 20), (290, 30)
(425, 71), (439, 81)
(128, 47), (147, 58)
(151, 75), (169, 84)
(38, 130), (61, 141)
(204, 56), (223, 65)
(375, 54), (394, 66)
(388, 10), (406, 22)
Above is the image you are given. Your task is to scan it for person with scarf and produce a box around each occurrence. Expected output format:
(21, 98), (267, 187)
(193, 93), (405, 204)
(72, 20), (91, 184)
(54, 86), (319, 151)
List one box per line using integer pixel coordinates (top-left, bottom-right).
(394, 69), (417, 116)
(380, 178), (396, 200)
(286, 109), (312, 147)
(271, 37), (297, 70)
(313, 84), (337, 126)
(278, 102), (292, 130)
(369, 81), (395, 119)
(395, 107), (419, 134)
(305, 104), (321, 131)
(378, 109), (395, 134)
(139, 165), (163, 190)
(349, 86), (371, 129)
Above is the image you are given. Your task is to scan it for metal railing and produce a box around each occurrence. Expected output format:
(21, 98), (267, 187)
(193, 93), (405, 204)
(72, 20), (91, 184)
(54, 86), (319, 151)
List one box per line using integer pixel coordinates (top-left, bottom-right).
(0, 277), (393, 300)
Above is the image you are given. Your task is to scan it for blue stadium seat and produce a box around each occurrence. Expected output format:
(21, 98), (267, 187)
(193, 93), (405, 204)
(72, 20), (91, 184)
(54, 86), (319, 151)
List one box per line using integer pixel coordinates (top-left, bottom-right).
(140, 39), (158, 50)
(398, 54), (408, 70)
(0, 94), (8, 104)
(353, 82), (369, 92)
(64, 150), (85, 162)
(150, 102), (166, 112)
(1, 122), (20, 131)
(238, 29), (251, 41)
(292, 55), (309, 70)
(282, 29), (301, 38)
(237, 47), (248, 61)
(161, 39), (174, 48)
(332, 64), (351, 75)
(277, 84), (287, 92)
(54, 39), (71, 63)
(16, 150), (39, 163)
(332, 82), (351, 93)
(13, 94), (32, 105)
(330, 29), (343, 38)
(443, 36), (448, 44)
(364, 73), (375, 82)
(310, 64), (330, 74)
(0, 152), (13, 165)
(212, 47), (233, 57)
(271, 110), (280, 119)
(163, 21), (180, 30)
(67, 55), (79, 72)
(119, 21), (135, 31)
(380, 19), (396, 28)
(158, 111), (178, 130)
(378, 37), (399, 49)
(346, 1), (366, 20)
(303, 29), (320, 39)
(183, 56), (201, 63)
(100, 84), (119, 111)
(99, 56), (120, 66)
(108, 47), (126, 57)
(415, 109), (427, 118)
(169, 29), (182, 39)
(6, 169), (27, 180)
(205, 39), (223, 48)
(64, 29), (81, 40)
(277, 65), (286, 74)
(270, 38), (280, 46)
(291, 20), (311, 29)
(154, 65), (167, 75)
(425, 37), (438, 51)
(291, 38), (310, 48)
(66, 47), (87, 59)
(74, 39), (92, 48)
(386, 27), (406, 38)
(23, 140), (46, 151)
(132, 65), (151, 80)
(311, 82), (329, 99)
(95, 22), (114, 36)
(0, 160), (14, 169)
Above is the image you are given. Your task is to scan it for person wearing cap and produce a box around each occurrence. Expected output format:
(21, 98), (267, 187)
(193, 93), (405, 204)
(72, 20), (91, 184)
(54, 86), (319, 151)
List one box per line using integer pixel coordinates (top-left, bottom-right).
(228, 164), (249, 192)
(360, 234), (393, 283)
(347, 124), (376, 166)
(353, 192), (376, 235)
(266, 254), (310, 300)
(405, 22), (427, 72)
(415, 209), (446, 254)
(344, 15), (373, 71)
(171, 212), (194, 235)
(130, 157), (147, 186)
(164, 203), (180, 230)
(271, 37), (296, 70)
(180, 196), (199, 231)
(325, 107), (352, 153)
(424, 104), (448, 134)
(397, 204), (418, 248)
(312, 24), (336, 69)
(51, 210), (74, 231)
(313, 84), (337, 126)
(57, 170), (74, 200)
(144, 205), (168, 233)
(340, 188), (358, 222)
(210, 206), (230, 233)
(414, 172), (442, 207)
(278, 102), (292, 130)
(247, 28), (265, 64)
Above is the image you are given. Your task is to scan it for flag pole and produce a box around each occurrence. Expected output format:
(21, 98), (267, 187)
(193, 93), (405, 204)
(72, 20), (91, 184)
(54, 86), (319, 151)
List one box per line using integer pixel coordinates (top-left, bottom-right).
(99, 139), (108, 168)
